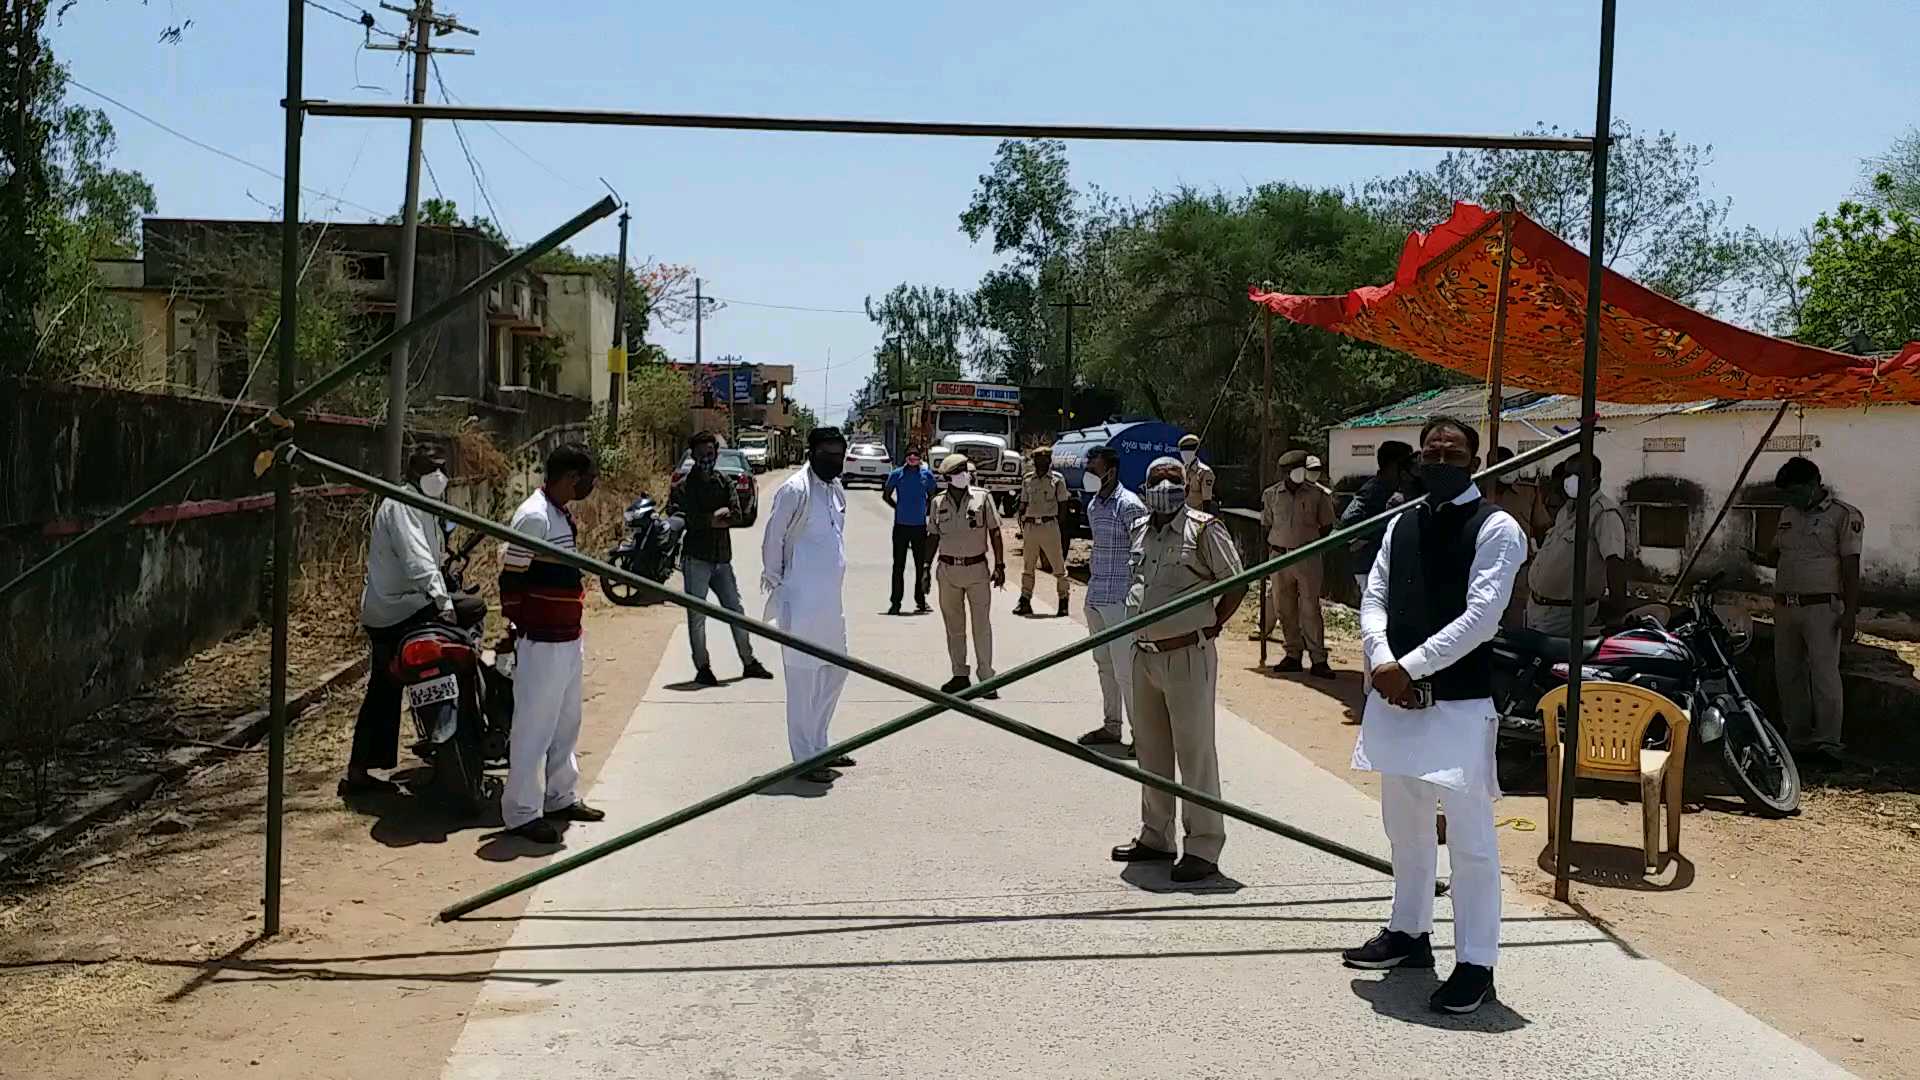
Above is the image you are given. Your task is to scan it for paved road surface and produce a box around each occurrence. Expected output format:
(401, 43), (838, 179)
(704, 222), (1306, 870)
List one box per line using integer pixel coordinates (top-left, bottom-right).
(440, 471), (1849, 1079)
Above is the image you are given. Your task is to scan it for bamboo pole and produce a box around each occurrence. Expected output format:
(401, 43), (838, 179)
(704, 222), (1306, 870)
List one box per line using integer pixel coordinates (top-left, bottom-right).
(1485, 205), (1516, 457)
(1665, 401), (1793, 603)
(1259, 306), (1274, 667)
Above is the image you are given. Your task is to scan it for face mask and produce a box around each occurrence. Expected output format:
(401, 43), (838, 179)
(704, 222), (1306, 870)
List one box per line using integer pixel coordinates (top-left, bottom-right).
(1288, 467), (1307, 485)
(1034, 460), (1052, 474)
(811, 453), (844, 483)
(949, 472), (972, 490)
(1143, 480), (1187, 515)
(1562, 475), (1581, 500)
(1180, 450), (1198, 466)
(694, 450), (718, 471)
(418, 470), (449, 499)
(1082, 471), (1103, 494)
(1421, 462), (1473, 503)
(1786, 485), (1818, 510)
(906, 456), (920, 469)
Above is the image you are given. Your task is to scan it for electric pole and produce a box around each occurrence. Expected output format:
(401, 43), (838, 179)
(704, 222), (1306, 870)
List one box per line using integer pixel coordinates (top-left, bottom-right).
(607, 201), (629, 437)
(1048, 296), (1091, 433)
(370, 1), (476, 480)
(891, 338), (906, 463)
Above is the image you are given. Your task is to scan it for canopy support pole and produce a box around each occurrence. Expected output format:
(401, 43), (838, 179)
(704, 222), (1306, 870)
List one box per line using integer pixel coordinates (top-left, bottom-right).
(1485, 204), (1515, 456)
(1259, 306), (1274, 667)
(1666, 401), (1793, 603)
(1556, 0), (1619, 905)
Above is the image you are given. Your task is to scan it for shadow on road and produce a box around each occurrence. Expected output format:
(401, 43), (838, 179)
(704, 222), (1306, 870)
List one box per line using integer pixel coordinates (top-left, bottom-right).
(1119, 862), (1247, 895)
(1349, 972), (1531, 1033)
(1533, 842), (1696, 893)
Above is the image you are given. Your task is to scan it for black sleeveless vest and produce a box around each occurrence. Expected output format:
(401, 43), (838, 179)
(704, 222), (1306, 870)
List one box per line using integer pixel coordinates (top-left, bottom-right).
(1386, 498), (1507, 701)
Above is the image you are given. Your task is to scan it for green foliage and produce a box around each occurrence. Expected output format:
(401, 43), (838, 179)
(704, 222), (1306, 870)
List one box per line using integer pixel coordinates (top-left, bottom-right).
(958, 140), (1082, 385)
(387, 197), (510, 247)
(1798, 192), (1920, 354)
(854, 283), (973, 414)
(787, 401), (819, 445)
(1860, 126), (1920, 216)
(533, 245), (653, 349)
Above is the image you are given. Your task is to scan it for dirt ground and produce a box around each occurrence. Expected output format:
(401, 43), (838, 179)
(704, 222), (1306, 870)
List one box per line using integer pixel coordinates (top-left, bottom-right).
(1216, 600), (1920, 1080)
(0, 599), (680, 1080)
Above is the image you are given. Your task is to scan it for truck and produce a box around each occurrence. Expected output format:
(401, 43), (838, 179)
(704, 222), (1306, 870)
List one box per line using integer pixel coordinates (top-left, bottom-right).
(735, 427), (785, 473)
(909, 381), (1024, 513)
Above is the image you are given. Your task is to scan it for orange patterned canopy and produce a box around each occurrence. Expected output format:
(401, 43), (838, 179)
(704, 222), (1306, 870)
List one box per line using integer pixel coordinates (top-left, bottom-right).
(1249, 202), (1920, 407)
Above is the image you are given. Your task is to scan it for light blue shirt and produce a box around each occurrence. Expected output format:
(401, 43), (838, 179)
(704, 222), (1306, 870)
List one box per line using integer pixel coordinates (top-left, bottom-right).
(885, 465), (939, 527)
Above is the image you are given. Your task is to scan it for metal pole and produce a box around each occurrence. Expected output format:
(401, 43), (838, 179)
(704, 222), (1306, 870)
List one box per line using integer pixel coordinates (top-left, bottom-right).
(892, 339), (905, 461)
(384, 1), (432, 481)
(0, 196), (616, 607)
(1556, 0), (1618, 904)
(266, 0), (306, 938)
(301, 101), (1597, 152)
(1260, 306), (1274, 667)
(278, 432), (1582, 921)
(1485, 204), (1515, 458)
(608, 206), (630, 436)
(1062, 301), (1074, 427)
(1666, 401), (1792, 603)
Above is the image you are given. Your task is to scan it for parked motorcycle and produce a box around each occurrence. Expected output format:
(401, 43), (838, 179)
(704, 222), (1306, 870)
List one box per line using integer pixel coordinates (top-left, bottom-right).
(601, 493), (686, 607)
(1491, 573), (1800, 817)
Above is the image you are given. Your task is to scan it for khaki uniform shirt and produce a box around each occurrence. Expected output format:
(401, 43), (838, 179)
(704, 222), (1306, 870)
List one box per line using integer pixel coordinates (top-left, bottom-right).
(1130, 507), (1244, 639)
(1774, 493), (1863, 595)
(1020, 471), (1070, 521)
(928, 487), (1001, 559)
(1261, 481), (1336, 550)
(1184, 460), (1217, 506)
(1492, 481), (1552, 546)
(1528, 491), (1627, 601)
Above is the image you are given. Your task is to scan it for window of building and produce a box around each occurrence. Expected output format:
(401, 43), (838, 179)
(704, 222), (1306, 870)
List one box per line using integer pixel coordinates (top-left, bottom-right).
(1632, 503), (1690, 550)
(215, 320), (251, 400)
(1350, 443), (1376, 458)
(342, 253), (388, 282)
(1741, 505), (1785, 549)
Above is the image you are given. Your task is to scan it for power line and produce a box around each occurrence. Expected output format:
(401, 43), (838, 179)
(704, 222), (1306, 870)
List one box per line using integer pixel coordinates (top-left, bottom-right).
(431, 73), (591, 194)
(303, 0), (407, 42)
(710, 296), (870, 316)
(67, 78), (387, 219)
(432, 58), (512, 244)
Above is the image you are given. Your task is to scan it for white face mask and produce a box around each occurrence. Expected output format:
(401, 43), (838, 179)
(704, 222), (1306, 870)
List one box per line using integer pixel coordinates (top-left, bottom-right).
(418, 470), (449, 499)
(1082, 470), (1103, 493)
(949, 472), (972, 490)
(1562, 475), (1581, 499)
(1307, 470), (1323, 484)
(1180, 450), (1198, 466)
(1288, 467), (1307, 485)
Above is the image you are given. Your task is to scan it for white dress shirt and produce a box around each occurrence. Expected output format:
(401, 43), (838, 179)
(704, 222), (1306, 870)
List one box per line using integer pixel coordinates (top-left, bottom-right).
(359, 495), (451, 629)
(1352, 484), (1527, 793)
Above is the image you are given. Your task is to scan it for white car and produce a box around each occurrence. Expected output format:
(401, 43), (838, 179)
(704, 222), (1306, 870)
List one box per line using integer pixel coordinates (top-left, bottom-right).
(843, 442), (893, 488)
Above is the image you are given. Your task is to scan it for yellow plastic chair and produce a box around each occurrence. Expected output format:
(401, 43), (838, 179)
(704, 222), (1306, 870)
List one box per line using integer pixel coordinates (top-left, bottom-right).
(1539, 682), (1690, 873)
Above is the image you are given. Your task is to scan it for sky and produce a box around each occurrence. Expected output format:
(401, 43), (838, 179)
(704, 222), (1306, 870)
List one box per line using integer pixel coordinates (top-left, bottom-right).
(50, 0), (1920, 426)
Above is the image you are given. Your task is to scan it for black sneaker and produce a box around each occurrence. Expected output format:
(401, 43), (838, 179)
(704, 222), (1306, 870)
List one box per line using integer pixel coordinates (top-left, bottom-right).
(1310, 662), (1337, 680)
(1056, 599), (1070, 618)
(1430, 963), (1496, 1014)
(940, 676), (971, 694)
(1170, 855), (1219, 883)
(829, 756), (857, 768)
(1272, 656), (1304, 674)
(1341, 928), (1435, 970)
(887, 604), (902, 616)
(508, 818), (562, 845)
(546, 801), (605, 823)
(1077, 728), (1123, 747)
(740, 661), (774, 680)
(693, 667), (721, 687)
(914, 602), (933, 614)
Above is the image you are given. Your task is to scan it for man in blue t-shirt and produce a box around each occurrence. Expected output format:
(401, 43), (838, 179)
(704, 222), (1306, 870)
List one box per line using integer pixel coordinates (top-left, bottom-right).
(882, 446), (940, 615)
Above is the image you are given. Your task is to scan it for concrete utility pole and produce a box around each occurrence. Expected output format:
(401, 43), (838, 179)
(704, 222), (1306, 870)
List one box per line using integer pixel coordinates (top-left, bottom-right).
(891, 338), (906, 462)
(1047, 296), (1091, 433)
(370, 1), (476, 479)
(608, 202), (630, 436)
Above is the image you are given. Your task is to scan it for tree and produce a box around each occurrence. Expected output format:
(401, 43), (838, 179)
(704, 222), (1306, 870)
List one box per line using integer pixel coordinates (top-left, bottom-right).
(787, 401), (819, 446)
(386, 197), (509, 247)
(959, 139), (1080, 385)
(1859, 126), (1920, 216)
(1797, 184), (1920, 354)
(1, 0), (65, 363)
(1362, 122), (1775, 322)
(859, 283), (973, 407)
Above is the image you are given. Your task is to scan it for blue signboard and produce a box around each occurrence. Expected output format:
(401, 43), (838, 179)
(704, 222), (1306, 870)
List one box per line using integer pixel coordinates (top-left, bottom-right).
(705, 367), (753, 403)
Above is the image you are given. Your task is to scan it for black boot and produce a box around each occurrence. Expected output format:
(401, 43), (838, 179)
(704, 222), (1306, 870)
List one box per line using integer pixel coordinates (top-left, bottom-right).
(1013, 596), (1034, 616)
(1057, 597), (1070, 618)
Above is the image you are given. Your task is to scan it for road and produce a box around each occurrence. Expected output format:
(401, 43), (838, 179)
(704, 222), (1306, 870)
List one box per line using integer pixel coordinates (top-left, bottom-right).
(438, 470), (1849, 1079)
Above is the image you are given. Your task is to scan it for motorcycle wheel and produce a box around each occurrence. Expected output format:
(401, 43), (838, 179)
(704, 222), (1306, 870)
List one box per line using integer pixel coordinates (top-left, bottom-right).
(434, 724), (486, 818)
(600, 551), (648, 607)
(1716, 697), (1801, 817)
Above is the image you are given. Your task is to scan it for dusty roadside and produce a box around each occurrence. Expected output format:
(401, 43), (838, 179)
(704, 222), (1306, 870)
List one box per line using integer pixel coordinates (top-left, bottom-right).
(0, 599), (679, 1080)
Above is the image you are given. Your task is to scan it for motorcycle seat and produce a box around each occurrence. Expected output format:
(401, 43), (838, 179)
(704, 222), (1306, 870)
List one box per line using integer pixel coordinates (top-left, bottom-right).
(1496, 627), (1602, 662)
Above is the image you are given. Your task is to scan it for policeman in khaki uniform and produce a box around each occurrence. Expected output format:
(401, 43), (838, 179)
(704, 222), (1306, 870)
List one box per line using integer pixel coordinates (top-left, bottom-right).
(1014, 446), (1073, 618)
(929, 453), (1008, 697)
(1179, 434), (1217, 512)
(1260, 449), (1337, 677)
(1748, 456), (1861, 769)
(1110, 457), (1248, 883)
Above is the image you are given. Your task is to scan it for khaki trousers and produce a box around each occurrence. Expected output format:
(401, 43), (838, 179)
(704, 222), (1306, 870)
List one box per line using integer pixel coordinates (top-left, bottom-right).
(1020, 520), (1070, 601)
(937, 561), (995, 680)
(1775, 599), (1846, 751)
(1261, 553), (1326, 664)
(1131, 639), (1224, 861)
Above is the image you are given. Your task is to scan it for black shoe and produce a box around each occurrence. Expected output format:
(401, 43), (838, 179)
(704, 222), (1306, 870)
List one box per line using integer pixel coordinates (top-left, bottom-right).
(546, 801), (605, 823)
(1119, 742), (1136, 759)
(1310, 662), (1337, 679)
(1170, 855), (1219, 883)
(1272, 656), (1304, 673)
(508, 818), (563, 845)
(1013, 598), (1034, 616)
(1341, 928), (1436, 970)
(740, 661), (774, 680)
(887, 604), (902, 616)
(982, 688), (1000, 700)
(829, 756), (857, 768)
(915, 602), (933, 614)
(337, 774), (398, 797)
(1110, 840), (1175, 863)
(693, 667), (721, 687)
(940, 676), (972, 694)
(1430, 963), (1496, 1014)
(1077, 727), (1124, 747)
(799, 767), (842, 784)
(1057, 599), (1070, 618)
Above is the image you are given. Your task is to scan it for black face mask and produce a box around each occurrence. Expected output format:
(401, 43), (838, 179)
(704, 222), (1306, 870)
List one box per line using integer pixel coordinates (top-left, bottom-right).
(810, 451), (844, 483)
(1420, 462), (1473, 503)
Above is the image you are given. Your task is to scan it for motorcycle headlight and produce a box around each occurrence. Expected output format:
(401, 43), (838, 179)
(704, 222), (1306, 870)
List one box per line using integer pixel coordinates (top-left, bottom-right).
(623, 508), (646, 525)
(1699, 703), (1725, 741)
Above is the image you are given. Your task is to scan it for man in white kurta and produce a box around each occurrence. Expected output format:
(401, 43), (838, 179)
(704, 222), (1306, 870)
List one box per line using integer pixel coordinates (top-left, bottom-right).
(761, 428), (852, 785)
(1343, 416), (1525, 1016)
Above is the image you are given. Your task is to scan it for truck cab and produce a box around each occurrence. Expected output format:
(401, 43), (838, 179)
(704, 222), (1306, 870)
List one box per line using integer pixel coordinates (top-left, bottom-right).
(912, 382), (1024, 514)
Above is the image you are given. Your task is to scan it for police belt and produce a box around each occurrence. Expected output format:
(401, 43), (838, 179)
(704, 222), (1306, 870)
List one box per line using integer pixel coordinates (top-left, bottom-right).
(939, 553), (987, 567)
(1775, 592), (1837, 607)
(1135, 625), (1221, 654)
(1530, 591), (1601, 609)
(1023, 515), (1057, 524)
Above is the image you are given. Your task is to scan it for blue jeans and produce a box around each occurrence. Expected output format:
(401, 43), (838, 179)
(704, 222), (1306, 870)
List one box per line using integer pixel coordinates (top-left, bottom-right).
(684, 558), (755, 671)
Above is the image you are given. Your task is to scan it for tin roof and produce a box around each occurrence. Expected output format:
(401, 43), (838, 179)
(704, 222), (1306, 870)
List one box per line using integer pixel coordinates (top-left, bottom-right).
(1339, 386), (1547, 429)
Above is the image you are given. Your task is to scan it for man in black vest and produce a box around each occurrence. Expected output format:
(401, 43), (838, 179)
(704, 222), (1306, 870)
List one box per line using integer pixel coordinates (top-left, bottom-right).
(1340, 415), (1527, 1016)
